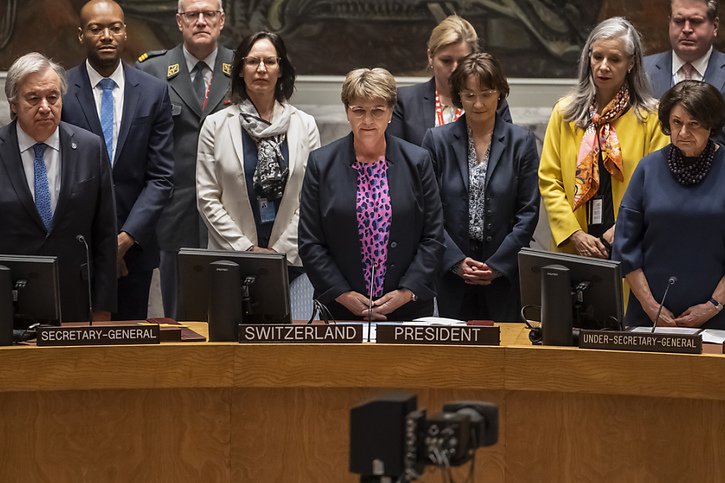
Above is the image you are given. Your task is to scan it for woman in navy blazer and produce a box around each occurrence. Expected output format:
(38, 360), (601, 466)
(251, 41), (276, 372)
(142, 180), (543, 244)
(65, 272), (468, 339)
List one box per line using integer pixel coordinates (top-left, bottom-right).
(422, 53), (539, 322)
(299, 68), (444, 321)
(388, 15), (511, 146)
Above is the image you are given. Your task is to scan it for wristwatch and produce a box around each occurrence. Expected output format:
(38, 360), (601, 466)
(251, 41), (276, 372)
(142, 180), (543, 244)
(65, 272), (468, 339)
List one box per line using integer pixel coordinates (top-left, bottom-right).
(709, 297), (723, 311)
(409, 290), (417, 302)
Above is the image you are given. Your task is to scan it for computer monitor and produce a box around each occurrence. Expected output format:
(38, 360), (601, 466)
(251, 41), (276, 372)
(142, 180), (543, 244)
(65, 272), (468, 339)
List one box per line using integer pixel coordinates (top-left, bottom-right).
(0, 254), (61, 328)
(177, 248), (291, 324)
(518, 248), (624, 330)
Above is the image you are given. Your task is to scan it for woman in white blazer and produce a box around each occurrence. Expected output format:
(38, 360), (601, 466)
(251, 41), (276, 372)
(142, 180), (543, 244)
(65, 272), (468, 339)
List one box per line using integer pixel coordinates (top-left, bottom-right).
(197, 32), (320, 278)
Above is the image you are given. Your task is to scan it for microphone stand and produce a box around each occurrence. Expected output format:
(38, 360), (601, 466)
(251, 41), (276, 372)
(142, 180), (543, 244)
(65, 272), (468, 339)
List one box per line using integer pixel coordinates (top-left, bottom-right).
(76, 235), (93, 326)
(652, 276), (677, 333)
(367, 263), (377, 343)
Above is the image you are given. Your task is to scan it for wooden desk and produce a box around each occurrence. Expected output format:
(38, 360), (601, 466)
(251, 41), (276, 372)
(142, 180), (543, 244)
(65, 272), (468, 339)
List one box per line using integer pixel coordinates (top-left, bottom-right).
(0, 323), (724, 482)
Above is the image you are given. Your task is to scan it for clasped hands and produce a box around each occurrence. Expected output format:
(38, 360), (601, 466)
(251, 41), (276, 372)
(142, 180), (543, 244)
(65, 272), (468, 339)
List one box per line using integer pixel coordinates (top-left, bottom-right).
(569, 228), (614, 259)
(455, 258), (499, 285)
(336, 289), (414, 321)
(646, 301), (719, 329)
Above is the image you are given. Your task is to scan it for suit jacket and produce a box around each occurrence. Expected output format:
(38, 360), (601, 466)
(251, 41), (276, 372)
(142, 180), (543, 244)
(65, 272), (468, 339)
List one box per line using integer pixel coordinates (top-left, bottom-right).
(299, 133), (445, 316)
(538, 100), (669, 252)
(422, 115), (539, 321)
(62, 62), (174, 272)
(0, 121), (117, 321)
(388, 77), (513, 146)
(137, 45), (234, 251)
(644, 49), (725, 145)
(196, 103), (320, 266)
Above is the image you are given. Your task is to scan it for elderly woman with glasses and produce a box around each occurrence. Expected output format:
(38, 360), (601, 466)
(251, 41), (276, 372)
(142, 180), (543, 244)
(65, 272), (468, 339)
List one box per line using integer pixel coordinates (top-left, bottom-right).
(422, 53), (539, 322)
(614, 81), (725, 330)
(299, 68), (444, 321)
(196, 31), (320, 280)
(539, 17), (668, 258)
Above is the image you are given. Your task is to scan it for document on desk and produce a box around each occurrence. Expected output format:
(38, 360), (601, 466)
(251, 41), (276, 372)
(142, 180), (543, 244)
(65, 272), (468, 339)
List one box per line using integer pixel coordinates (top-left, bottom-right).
(700, 329), (725, 344)
(629, 327), (702, 335)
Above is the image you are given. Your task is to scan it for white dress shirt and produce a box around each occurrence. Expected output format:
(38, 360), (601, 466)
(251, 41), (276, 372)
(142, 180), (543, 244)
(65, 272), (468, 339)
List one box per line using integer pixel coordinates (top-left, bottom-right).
(17, 124), (62, 212)
(86, 60), (125, 163)
(672, 47), (712, 84)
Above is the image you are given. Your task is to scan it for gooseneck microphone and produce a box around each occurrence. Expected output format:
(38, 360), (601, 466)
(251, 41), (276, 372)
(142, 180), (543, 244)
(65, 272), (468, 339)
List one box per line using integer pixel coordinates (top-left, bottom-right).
(652, 276), (677, 333)
(76, 234), (94, 326)
(366, 263), (378, 342)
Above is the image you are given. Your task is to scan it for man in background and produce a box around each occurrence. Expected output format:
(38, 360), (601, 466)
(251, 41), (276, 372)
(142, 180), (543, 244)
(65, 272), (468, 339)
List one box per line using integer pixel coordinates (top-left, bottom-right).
(62, 0), (174, 320)
(137, 0), (233, 319)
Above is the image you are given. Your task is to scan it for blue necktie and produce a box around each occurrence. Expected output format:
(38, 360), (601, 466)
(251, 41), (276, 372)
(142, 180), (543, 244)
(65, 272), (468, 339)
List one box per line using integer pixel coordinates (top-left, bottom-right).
(99, 78), (115, 162)
(33, 143), (53, 231)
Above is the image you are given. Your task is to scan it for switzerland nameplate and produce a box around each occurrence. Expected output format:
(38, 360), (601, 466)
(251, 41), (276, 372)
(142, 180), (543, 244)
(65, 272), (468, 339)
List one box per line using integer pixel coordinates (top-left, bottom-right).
(579, 330), (702, 354)
(37, 325), (161, 346)
(376, 324), (500, 346)
(239, 324), (364, 343)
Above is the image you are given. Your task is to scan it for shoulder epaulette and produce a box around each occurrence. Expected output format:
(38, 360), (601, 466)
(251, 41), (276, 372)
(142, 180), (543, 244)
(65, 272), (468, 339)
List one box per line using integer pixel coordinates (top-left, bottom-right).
(137, 49), (167, 63)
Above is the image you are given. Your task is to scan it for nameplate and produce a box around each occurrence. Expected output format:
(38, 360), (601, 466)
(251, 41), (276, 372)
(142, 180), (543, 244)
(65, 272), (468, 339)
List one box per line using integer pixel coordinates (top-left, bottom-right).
(579, 330), (702, 354)
(376, 324), (500, 346)
(239, 324), (364, 343)
(37, 325), (161, 346)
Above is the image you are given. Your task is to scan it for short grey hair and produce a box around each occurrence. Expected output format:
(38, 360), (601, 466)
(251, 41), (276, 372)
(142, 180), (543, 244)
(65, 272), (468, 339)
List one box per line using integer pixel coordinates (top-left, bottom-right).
(177, 0), (224, 13)
(5, 52), (67, 120)
(341, 68), (397, 108)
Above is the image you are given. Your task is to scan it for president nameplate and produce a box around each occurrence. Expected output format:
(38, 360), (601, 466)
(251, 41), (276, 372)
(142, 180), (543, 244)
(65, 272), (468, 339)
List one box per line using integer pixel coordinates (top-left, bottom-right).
(579, 330), (702, 354)
(376, 324), (500, 346)
(37, 325), (161, 346)
(239, 324), (364, 343)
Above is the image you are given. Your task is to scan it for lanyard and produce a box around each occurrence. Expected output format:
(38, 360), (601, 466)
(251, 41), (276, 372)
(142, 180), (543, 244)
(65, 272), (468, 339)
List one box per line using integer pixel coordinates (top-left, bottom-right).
(434, 88), (463, 126)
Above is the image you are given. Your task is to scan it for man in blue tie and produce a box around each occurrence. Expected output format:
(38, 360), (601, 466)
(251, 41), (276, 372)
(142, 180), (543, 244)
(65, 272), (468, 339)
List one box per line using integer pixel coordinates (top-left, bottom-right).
(62, 0), (174, 320)
(0, 52), (117, 322)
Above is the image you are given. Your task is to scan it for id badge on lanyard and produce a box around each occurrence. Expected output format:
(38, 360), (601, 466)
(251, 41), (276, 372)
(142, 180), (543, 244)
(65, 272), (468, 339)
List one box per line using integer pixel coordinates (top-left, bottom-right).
(258, 197), (276, 224)
(588, 196), (603, 226)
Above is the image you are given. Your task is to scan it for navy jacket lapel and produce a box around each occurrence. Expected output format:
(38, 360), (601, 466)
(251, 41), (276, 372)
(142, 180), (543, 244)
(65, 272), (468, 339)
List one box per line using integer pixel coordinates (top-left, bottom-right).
(422, 78), (436, 129)
(73, 63), (103, 135)
(704, 49), (725, 91)
(485, 116), (507, 190)
(450, 116), (469, 191)
(53, 122), (79, 225)
(0, 122), (44, 229)
(115, 63), (140, 163)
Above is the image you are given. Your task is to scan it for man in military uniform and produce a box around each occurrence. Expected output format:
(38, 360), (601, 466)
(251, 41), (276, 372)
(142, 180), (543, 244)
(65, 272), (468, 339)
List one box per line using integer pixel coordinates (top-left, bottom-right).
(137, 0), (233, 318)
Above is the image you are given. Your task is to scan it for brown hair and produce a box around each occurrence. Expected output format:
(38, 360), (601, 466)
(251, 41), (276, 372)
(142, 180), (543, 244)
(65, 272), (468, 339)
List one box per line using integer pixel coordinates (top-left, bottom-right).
(449, 52), (509, 109)
(658, 80), (725, 136)
(340, 68), (397, 108)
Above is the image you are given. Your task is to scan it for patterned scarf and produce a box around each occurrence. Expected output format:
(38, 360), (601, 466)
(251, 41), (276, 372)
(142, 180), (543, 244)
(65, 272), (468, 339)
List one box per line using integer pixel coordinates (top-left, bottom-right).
(238, 99), (291, 200)
(573, 86), (630, 211)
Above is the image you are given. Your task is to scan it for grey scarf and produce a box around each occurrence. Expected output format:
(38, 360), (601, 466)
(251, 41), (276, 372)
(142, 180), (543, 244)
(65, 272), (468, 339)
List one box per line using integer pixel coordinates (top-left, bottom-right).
(238, 99), (292, 200)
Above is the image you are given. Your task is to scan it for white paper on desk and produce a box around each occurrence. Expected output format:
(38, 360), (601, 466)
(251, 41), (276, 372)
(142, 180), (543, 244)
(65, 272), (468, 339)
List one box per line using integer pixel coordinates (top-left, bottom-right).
(411, 317), (467, 326)
(629, 327), (702, 335)
(701, 329), (725, 344)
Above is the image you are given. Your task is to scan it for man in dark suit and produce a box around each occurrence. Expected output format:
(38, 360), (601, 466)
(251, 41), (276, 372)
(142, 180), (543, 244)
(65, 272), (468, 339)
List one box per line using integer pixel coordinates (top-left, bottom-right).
(136, 0), (233, 318)
(62, 0), (174, 320)
(0, 52), (117, 322)
(644, 0), (725, 143)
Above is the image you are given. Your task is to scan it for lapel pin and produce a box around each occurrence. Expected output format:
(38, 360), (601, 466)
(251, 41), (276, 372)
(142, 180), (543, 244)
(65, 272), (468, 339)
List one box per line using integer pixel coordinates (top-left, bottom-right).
(167, 63), (180, 78)
(71, 141), (78, 149)
(222, 63), (231, 76)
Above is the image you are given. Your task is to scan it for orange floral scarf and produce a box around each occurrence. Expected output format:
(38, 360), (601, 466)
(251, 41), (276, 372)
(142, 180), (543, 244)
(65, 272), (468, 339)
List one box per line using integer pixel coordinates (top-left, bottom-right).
(573, 86), (629, 211)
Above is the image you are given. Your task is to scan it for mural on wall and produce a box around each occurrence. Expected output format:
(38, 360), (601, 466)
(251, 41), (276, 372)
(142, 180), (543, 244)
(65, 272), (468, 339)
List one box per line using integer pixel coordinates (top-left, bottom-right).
(0, 0), (722, 77)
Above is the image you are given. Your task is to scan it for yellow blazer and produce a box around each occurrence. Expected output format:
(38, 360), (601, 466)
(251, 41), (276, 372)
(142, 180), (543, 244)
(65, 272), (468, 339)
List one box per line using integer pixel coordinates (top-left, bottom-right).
(196, 103), (321, 266)
(538, 100), (669, 252)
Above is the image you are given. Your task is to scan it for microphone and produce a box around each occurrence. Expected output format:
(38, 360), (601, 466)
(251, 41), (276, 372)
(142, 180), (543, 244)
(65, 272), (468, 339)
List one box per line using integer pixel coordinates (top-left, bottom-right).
(366, 263), (378, 342)
(651, 276), (677, 333)
(76, 234), (94, 326)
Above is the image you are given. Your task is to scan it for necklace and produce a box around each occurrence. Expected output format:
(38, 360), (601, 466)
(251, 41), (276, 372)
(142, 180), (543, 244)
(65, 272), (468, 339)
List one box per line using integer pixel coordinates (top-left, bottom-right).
(667, 140), (716, 186)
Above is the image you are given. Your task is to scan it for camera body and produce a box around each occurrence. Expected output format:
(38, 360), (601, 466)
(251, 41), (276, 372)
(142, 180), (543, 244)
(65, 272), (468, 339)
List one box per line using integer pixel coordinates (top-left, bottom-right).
(350, 393), (498, 482)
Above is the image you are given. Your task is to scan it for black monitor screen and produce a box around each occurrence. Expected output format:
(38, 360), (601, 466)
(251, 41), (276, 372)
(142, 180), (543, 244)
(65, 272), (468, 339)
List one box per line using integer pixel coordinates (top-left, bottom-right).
(518, 248), (623, 330)
(0, 254), (61, 327)
(177, 248), (291, 324)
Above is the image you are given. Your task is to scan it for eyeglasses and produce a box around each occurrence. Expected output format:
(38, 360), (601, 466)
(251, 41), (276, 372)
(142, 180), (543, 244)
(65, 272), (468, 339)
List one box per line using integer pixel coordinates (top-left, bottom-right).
(242, 56), (281, 68)
(459, 89), (498, 103)
(178, 10), (222, 22)
(348, 106), (389, 120)
(84, 23), (126, 37)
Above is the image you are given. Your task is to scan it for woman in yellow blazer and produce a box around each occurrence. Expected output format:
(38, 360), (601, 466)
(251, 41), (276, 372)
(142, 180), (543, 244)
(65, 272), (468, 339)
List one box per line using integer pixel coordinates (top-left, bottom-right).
(539, 17), (668, 257)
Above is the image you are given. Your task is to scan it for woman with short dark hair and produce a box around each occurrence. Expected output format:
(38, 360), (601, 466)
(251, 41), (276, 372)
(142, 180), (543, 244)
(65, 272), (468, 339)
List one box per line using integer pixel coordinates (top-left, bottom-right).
(197, 32), (319, 280)
(613, 80), (725, 329)
(422, 53), (539, 321)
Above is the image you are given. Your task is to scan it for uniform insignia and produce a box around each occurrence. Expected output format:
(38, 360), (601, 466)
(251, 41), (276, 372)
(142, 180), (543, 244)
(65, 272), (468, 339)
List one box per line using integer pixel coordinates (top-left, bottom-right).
(137, 49), (167, 63)
(222, 63), (231, 76)
(167, 63), (180, 78)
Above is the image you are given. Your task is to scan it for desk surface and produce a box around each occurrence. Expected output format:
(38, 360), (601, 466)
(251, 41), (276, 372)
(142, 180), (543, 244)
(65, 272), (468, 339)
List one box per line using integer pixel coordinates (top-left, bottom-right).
(1, 323), (725, 482)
